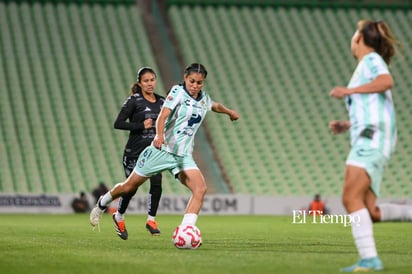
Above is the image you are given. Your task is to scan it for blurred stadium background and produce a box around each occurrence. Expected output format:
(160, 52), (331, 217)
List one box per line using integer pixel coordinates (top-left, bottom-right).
(0, 0), (411, 212)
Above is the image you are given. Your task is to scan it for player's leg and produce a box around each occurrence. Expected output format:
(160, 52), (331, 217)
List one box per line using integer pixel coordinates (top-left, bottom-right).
(146, 173), (162, 235)
(112, 190), (137, 240)
(341, 165), (382, 272)
(362, 188), (412, 222)
(378, 203), (412, 221)
(117, 155), (138, 217)
(91, 146), (174, 228)
(342, 165), (370, 212)
(177, 169), (207, 226)
(362, 157), (412, 223)
(112, 156), (138, 239)
(90, 171), (148, 227)
(364, 189), (381, 222)
(116, 190), (138, 216)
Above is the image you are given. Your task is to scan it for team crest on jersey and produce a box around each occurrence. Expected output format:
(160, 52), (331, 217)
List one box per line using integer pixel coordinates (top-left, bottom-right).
(167, 95), (173, 101)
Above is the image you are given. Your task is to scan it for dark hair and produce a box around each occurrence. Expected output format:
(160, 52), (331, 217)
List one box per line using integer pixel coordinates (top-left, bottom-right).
(184, 63), (208, 78)
(358, 20), (400, 65)
(131, 67), (156, 94)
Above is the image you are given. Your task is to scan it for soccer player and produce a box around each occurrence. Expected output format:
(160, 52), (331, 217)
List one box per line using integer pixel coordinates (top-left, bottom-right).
(90, 63), (239, 235)
(112, 67), (164, 239)
(329, 20), (412, 272)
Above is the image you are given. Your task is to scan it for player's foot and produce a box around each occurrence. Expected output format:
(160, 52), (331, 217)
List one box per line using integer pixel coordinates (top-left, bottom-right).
(340, 256), (383, 272)
(146, 220), (161, 236)
(112, 214), (128, 240)
(89, 197), (106, 227)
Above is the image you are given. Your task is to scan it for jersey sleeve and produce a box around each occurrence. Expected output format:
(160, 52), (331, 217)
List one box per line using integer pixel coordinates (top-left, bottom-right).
(205, 92), (214, 111)
(114, 96), (144, 131)
(163, 85), (183, 110)
(366, 53), (390, 80)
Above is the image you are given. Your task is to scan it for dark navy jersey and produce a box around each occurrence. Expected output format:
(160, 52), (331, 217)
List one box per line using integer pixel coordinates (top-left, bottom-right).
(114, 92), (165, 157)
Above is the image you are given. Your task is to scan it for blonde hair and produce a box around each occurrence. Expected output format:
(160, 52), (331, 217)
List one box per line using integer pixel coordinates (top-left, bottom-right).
(357, 19), (401, 65)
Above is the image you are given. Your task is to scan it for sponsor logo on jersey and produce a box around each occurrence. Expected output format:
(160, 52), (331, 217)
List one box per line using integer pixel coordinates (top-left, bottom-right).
(177, 114), (202, 137)
(188, 114), (202, 127)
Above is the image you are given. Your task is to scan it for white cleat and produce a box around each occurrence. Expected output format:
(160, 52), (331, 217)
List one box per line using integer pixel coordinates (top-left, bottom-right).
(90, 197), (105, 227)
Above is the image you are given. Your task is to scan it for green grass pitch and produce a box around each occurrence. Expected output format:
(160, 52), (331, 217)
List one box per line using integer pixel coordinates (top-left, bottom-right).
(0, 214), (411, 273)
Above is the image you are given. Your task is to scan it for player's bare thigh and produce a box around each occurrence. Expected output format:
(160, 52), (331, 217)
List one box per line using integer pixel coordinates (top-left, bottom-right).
(342, 165), (370, 213)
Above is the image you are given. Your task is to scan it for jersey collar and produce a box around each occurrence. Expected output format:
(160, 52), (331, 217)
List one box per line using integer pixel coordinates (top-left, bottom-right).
(183, 84), (203, 101)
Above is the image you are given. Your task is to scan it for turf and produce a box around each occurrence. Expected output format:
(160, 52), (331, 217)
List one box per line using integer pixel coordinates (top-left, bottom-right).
(0, 214), (411, 274)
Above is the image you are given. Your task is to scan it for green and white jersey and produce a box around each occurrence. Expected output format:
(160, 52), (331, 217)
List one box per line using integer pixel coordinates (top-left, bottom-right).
(346, 52), (397, 158)
(162, 84), (214, 156)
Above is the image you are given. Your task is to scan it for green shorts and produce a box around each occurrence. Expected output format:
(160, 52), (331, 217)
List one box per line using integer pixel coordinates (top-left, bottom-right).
(134, 145), (198, 177)
(346, 143), (388, 196)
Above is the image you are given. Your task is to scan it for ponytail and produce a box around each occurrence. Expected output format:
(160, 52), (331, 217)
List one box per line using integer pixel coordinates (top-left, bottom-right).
(358, 19), (401, 65)
(130, 82), (141, 95)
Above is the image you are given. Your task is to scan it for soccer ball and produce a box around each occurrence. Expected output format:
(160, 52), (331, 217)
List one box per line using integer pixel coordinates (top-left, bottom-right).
(172, 224), (202, 249)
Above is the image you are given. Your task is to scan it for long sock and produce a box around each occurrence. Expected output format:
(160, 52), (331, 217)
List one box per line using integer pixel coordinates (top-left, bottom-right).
(147, 215), (155, 222)
(99, 192), (113, 208)
(114, 211), (124, 221)
(148, 173), (162, 216)
(350, 208), (377, 259)
(181, 213), (198, 226)
(379, 203), (412, 221)
(118, 188), (137, 214)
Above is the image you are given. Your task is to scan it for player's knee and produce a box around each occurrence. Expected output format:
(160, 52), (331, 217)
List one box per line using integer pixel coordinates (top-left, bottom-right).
(192, 182), (207, 197)
(341, 192), (360, 211)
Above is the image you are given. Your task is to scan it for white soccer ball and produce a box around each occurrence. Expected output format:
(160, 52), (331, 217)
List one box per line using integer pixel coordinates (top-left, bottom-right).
(172, 224), (202, 249)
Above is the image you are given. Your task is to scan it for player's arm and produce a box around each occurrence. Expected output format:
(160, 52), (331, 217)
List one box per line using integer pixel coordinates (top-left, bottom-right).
(153, 107), (172, 149)
(211, 102), (240, 121)
(114, 98), (145, 131)
(330, 74), (393, 98)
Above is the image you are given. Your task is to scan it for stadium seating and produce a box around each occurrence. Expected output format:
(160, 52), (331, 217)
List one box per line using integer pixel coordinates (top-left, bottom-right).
(0, 1), (184, 195)
(168, 4), (412, 197)
(1, 1), (411, 199)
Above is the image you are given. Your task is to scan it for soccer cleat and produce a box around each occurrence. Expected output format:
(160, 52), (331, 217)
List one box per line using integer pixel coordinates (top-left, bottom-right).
(146, 220), (161, 236)
(340, 256), (383, 272)
(112, 214), (128, 240)
(89, 197), (106, 227)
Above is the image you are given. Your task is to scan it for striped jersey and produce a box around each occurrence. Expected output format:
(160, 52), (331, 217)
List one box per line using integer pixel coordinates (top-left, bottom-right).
(345, 52), (397, 158)
(161, 84), (214, 156)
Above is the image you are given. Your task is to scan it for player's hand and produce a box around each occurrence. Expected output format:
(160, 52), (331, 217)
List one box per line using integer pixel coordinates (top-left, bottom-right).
(329, 86), (349, 99)
(153, 134), (165, 149)
(143, 118), (153, 129)
(229, 110), (240, 121)
(329, 120), (350, 135)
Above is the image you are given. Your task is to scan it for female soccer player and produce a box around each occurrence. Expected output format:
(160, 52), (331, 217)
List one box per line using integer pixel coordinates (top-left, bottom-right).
(329, 20), (411, 272)
(112, 67), (164, 239)
(90, 63), (239, 234)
